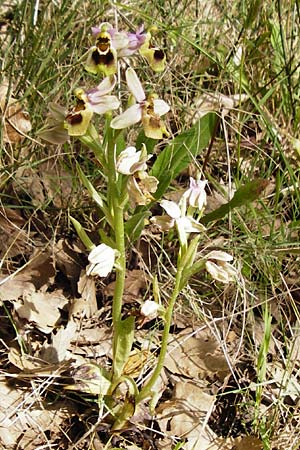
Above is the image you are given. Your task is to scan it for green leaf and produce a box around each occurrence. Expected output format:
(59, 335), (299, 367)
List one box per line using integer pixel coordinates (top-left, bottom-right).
(76, 163), (113, 228)
(151, 112), (216, 197)
(201, 178), (269, 225)
(135, 130), (157, 153)
(70, 216), (94, 251)
(124, 211), (151, 243)
(76, 163), (104, 209)
(110, 375), (138, 431)
(113, 316), (135, 380)
(79, 124), (105, 166)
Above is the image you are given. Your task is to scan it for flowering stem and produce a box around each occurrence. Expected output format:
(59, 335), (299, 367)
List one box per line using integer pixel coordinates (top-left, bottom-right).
(106, 128), (126, 382)
(136, 265), (184, 404)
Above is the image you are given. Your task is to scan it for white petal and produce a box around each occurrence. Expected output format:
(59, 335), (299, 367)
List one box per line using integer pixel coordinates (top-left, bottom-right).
(97, 75), (116, 94)
(88, 244), (115, 277)
(89, 95), (120, 114)
(205, 261), (233, 283)
(117, 147), (141, 174)
(111, 31), (129, 50)
(141, 300), (159, 319)
(205, 250), (233, 262)
(160, 200), (181, 219)
(176, 216), (205, 233)
(184, 178), (207, 209)
(223, 262), (237, 280)
(119, 146), (138, 158)
(126, 68), (145, 103)
(110, 104), (142, 129)
(153, 99), (170, 116)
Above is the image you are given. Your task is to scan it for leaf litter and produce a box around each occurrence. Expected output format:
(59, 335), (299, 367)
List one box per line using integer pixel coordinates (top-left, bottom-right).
(0, 235), (266, 449)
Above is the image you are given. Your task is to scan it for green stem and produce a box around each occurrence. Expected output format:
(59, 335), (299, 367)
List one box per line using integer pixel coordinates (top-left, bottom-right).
(111, 202), (126, 381)
(106, 128), (126, 382)
(136, 266), (184, 403)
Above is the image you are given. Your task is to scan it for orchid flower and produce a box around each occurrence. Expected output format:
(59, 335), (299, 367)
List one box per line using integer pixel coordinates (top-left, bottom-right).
(183, 177), (207, 211)
(72, 76), (120, 116)
(116, 144), (157, 206)
(116, 144), (152, 175)
(86, 244), (116, 277)
(205, 250), (236, 283)
(151, 182), (206, 248)
(152, 199), (206, 233)
(39, 76), (119, 144)
(86, 23), (147, 76)
(93, 23), (147, 57)
(139, 29), (166, 72)
(110, 68), (170, 139)
(140, 300), (160, 320)
(85, 23), (118, 76)
(127, 171), (158, 207)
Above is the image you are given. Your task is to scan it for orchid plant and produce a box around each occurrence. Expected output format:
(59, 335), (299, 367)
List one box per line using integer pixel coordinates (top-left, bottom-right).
(39, 20), (236, 429)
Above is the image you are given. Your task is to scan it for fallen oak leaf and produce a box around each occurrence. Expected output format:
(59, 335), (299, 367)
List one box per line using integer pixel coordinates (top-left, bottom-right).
(0, 81), (32, 144)
(15, 290), (68, 334)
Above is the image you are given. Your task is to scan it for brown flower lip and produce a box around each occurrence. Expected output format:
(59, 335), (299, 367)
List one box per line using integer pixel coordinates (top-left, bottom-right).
(96, 35), (110, 52)
(92, 49), (115, 66)
(65, 113), (83, 125)
(153, 49), (165, 61)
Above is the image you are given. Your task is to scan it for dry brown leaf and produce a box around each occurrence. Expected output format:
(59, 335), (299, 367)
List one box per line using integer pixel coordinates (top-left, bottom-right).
(0, 250), (55, 301)
(104, 269), (147, 302)
(229, 436), (263, 449)
(70, 325), (112, 363)
(54, 238), (83, 290)
(0, 273), (36, 301)
(39, 320), (77, 363)
(123, 349), (154, 378)
(8, 346), (73, 375)
(0, 82), (31, 144)
(0, 207), (30, 259)
(0, 379), (75, 450)
(26, 250), (56, 290)
(157, 381), (215, 439)
(74, 270), (98, 317)
(8, 347), (45, 371)
(181, 434), (263, 450)
(164, 327), (229, 378)
(15, 290), (68, 333)
(15, 162), (75, 209)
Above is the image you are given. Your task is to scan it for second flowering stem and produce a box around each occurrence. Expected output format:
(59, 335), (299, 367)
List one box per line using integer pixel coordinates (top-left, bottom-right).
(106, 127), (127, 382)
